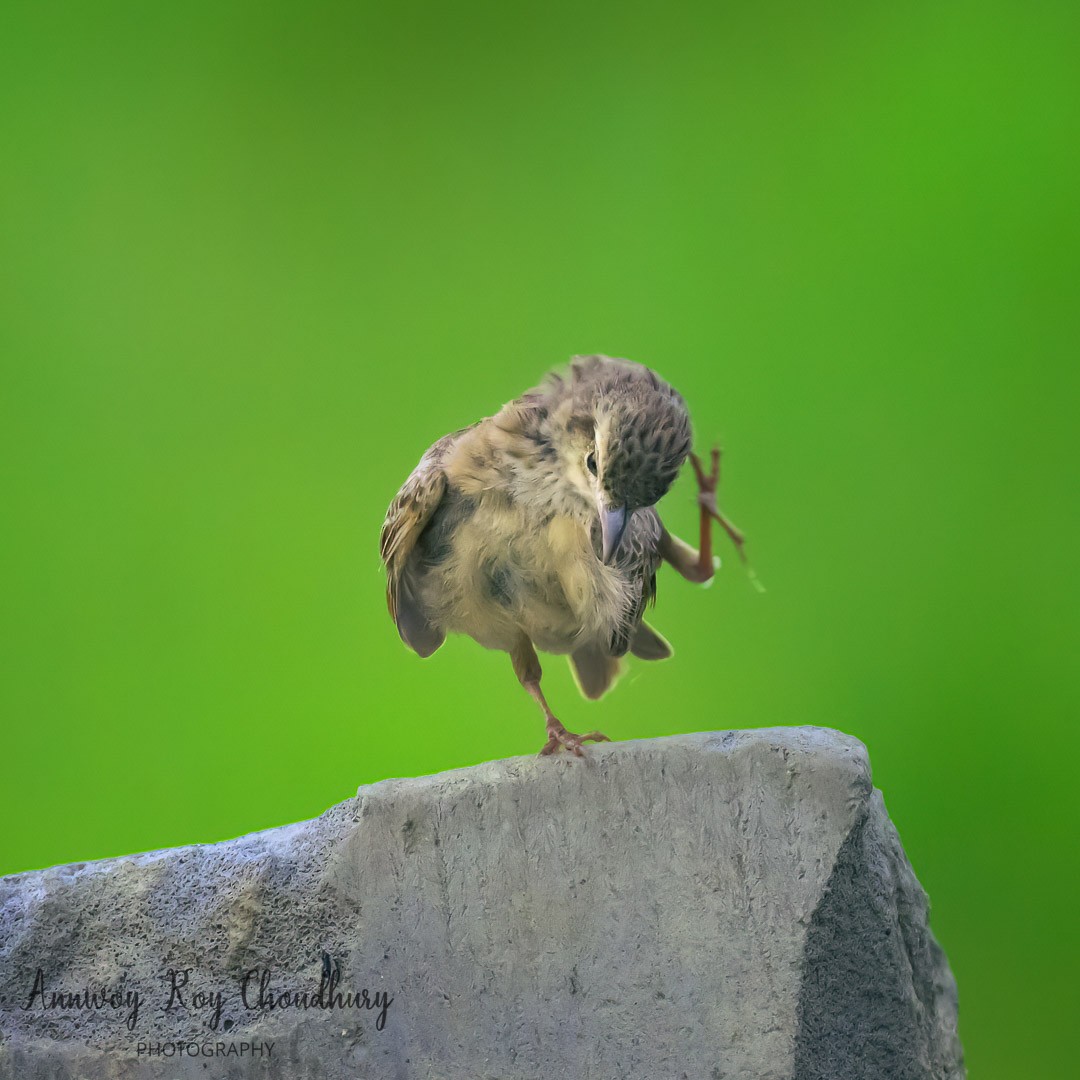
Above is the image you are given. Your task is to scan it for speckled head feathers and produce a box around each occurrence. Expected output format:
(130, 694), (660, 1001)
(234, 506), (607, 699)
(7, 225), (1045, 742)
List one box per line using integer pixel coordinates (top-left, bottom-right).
(541, 354), (693, 511)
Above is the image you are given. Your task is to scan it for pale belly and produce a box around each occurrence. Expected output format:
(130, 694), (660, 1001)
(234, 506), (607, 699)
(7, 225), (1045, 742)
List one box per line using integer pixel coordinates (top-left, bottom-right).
(414, 498), (633, 654)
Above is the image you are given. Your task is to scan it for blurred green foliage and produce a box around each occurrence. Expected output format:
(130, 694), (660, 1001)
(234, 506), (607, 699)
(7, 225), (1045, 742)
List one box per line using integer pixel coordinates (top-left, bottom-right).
(1, 3), (1077, 1075)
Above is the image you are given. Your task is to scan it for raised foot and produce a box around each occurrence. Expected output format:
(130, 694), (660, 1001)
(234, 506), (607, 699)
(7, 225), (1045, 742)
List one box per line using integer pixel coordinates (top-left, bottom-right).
(690, 445), (747, 563)
(539, 720), (610, 757)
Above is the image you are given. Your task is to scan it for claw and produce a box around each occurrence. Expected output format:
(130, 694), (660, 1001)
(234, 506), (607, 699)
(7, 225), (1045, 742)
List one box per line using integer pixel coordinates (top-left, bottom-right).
(539, 722), (610, 757)
(691, 443), (747, 563)
(689, 450), (708, 488)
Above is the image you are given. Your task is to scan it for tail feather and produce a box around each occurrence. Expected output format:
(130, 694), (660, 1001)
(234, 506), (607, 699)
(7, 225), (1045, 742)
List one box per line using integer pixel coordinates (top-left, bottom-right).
(395, 573), (445, 658)
(629, 620), (673, 661)
(568, 643), (624, 700)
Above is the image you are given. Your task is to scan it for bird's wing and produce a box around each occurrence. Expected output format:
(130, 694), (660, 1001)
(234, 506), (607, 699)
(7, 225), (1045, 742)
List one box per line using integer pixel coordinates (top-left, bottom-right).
(379, 425), (476, 654)
(608, 506), (665, 656)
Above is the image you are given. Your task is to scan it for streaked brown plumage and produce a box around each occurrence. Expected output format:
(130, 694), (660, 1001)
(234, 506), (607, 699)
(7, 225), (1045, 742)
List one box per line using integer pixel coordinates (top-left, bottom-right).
(379, 354), (742, 755)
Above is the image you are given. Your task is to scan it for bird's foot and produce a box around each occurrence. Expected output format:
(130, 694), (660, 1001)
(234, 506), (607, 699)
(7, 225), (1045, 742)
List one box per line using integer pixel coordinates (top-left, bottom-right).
(539, 719), (610, 757)
(690, 445), (747, 563)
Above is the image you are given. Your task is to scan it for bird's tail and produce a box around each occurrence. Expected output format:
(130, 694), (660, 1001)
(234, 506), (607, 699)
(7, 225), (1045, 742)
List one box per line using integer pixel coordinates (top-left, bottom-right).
(629, 619), (673, 660)
(568, 643), (624, 700)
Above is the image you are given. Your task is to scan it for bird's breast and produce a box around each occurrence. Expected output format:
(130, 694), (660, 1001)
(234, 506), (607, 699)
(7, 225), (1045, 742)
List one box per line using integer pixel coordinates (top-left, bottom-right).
(418, 495), (631, 654)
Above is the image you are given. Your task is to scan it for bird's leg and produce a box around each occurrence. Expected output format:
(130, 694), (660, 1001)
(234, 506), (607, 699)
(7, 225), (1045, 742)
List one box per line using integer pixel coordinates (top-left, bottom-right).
(692, 445), (746, 562)
(510, 636), (610, 757)
(659, 446), (746, 583)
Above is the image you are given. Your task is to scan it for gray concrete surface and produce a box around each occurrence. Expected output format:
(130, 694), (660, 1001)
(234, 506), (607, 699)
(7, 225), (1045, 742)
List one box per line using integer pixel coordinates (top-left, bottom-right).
(0, 727), (963, 1079)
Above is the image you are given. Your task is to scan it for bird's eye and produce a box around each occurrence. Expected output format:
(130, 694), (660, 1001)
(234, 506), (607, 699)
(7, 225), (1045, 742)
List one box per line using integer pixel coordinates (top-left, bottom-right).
(586, 452), (598, 476)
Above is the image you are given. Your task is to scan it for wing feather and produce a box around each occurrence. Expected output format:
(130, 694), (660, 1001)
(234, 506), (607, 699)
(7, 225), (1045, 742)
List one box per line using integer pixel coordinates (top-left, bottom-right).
(608, 506), (665, 656)
(379, 425), (475, 649)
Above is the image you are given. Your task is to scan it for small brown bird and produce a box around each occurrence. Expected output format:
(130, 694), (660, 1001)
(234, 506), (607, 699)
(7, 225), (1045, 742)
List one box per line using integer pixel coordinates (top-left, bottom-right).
(379, 355), (743, 755)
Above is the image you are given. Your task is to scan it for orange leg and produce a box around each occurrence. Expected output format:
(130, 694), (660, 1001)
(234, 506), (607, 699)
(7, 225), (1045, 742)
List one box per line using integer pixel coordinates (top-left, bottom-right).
(510, 636), (609, 757)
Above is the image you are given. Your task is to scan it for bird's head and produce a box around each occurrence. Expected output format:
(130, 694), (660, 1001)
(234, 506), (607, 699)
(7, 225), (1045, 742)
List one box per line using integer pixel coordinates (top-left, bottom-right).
(546, 356), (692, 563)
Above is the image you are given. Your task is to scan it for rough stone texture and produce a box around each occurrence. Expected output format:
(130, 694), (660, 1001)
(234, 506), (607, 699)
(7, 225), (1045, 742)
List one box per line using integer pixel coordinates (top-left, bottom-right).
(0, 728), (963, 1079)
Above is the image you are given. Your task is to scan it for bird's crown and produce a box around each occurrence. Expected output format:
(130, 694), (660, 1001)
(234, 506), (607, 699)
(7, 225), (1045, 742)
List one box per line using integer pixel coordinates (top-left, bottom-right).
(539, 355), (692, 512)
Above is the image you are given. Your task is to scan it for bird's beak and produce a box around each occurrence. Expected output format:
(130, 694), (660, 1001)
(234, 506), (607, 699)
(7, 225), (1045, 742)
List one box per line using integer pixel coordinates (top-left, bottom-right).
(600, 504), (628, 564)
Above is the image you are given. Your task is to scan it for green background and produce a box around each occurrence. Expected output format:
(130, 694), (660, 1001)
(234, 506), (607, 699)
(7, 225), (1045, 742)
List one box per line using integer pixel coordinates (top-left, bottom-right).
(2, 2), (1076, 1074)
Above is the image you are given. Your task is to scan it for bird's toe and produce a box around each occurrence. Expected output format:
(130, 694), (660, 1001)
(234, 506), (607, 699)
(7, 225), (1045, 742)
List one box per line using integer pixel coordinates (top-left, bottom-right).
(538, 722), (610, 757)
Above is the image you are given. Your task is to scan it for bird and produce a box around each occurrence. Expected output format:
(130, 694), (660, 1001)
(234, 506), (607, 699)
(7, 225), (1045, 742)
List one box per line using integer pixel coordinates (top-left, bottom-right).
(378, 354), (744, 756)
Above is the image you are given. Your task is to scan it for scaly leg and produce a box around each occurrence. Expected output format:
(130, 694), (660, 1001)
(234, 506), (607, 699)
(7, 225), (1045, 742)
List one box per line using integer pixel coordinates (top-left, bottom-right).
(659, 445), (746, 583)
(510, 636), (609, 757)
